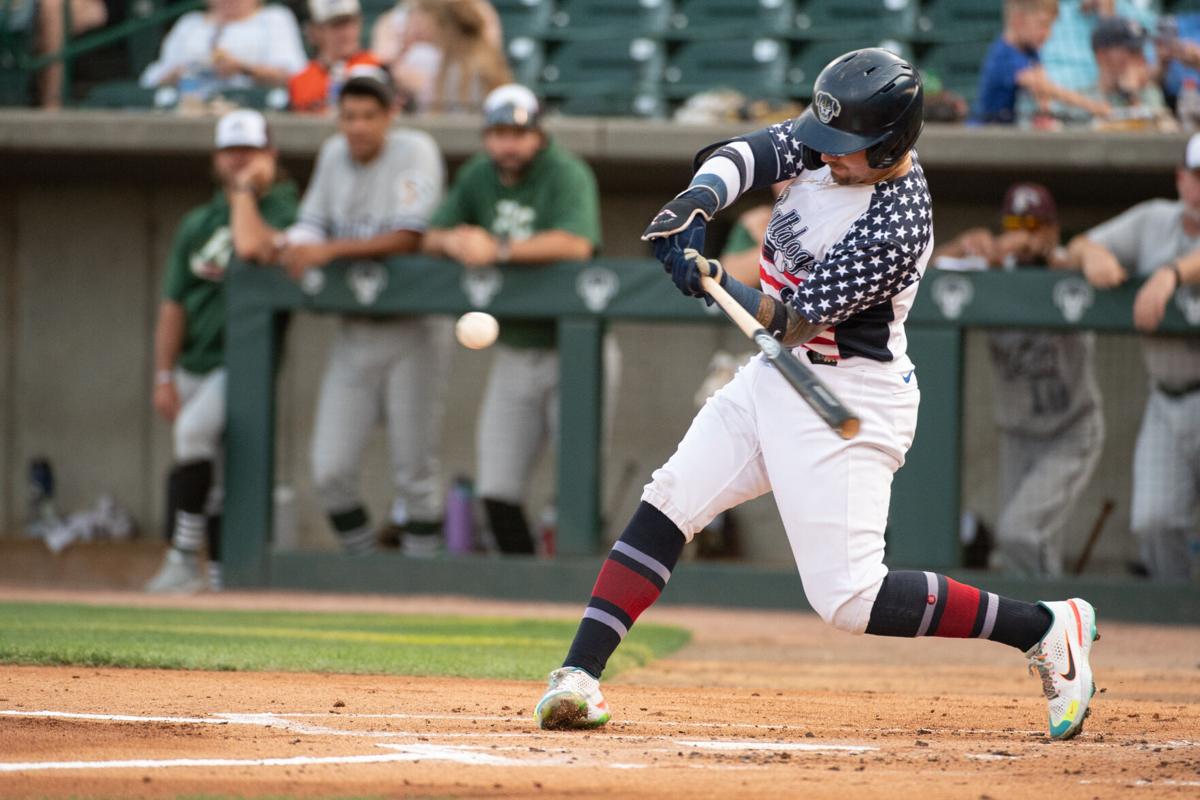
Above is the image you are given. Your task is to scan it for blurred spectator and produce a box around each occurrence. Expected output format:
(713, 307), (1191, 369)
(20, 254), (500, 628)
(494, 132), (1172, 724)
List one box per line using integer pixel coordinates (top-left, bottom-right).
(1066, 135), (1200, 581)
(260, 68), (450, 556)
(423, 84), (606, 554)
(718, 181), (788, 286)
(972, 0), (1111, 125)
(372, 0), (508, 112)
(1155, 13), (1200, 107)
(37, 0), (108, 108)
(289, 0), (380, 113)
(371, 0), (502, 112)
(145, 110), (299, 594)
(140, 0), (306, 94)
(1041, 0), (1158, 93)
(933, 183), (1104, 578)
(1084, 16), (1175, 130)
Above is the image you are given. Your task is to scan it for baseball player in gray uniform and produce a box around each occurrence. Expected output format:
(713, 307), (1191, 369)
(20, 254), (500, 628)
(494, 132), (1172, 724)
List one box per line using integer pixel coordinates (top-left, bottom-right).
(535, 49), (1099, 742)
(260, 67), (450, 556)
(1067, 134), (1200, 581)
(934, 183), (1105, 577)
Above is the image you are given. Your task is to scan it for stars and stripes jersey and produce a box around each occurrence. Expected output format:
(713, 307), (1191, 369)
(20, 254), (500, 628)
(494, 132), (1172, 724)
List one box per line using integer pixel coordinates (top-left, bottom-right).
(762, 159), (933, 368)
(689, 121), (934, 369)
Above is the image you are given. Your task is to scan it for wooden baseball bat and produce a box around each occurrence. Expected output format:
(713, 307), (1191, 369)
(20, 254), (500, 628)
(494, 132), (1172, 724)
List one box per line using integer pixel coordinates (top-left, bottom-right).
(699, 273), (860, 440)
(1072, 498), (1115, 576)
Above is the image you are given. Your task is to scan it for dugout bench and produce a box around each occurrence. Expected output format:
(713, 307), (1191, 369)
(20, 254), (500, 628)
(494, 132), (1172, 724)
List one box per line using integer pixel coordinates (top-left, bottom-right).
(223, 259), (1200, 623)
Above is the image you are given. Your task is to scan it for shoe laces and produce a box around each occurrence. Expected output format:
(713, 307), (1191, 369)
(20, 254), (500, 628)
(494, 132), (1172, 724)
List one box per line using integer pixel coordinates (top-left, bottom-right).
(549, 667), (598, 698)
(1027, 651), (1058, 700)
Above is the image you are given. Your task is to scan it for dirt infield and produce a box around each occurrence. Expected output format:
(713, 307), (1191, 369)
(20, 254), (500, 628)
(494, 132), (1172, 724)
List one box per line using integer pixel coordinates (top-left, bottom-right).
(1, 588), (1199, 799)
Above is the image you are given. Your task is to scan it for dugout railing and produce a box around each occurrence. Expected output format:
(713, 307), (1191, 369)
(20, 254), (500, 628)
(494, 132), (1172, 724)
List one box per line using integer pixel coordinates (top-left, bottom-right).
(223, 259), (1200, 623)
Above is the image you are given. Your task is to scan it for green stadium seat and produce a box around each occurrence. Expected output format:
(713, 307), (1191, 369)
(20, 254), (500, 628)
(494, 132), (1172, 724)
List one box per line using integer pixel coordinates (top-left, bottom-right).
(493, 0), (553, 38)
(539, 37), (664, 93)
(668, 0), (793, 40)
(81, 79), (158, 108)
(506, 34), (544, 87)
(0, 0), (36, 105)
(918, 41), (983, 106)
(915, 0), (1002, 43)
(545, 0), (671, 40)
(552, 89), (665, 117)
(792, 0), (916, 41)
(787, 39), (913, 98)
(663, 37), (788, 100)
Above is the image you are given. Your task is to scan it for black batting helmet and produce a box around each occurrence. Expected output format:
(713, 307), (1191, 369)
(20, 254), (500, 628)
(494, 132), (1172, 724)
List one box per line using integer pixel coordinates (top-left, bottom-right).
(791, 48), (923, 169)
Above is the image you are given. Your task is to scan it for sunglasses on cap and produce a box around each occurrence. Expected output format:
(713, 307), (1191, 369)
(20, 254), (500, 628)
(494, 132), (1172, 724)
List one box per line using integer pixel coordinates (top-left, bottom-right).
(1001, 214), (1051, 232)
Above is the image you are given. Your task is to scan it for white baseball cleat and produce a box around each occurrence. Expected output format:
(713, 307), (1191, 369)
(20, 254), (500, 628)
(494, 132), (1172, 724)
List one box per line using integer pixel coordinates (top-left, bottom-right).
(1026, 598), (1099, 740)
(144, 549), (207, 594)
(535, 667), (610, 730)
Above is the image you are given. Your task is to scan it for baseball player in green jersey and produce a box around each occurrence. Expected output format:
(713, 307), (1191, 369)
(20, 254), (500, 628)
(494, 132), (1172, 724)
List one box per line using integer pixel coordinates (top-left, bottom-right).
(145, 110), (299, 593)
(424, 83), (608, 554)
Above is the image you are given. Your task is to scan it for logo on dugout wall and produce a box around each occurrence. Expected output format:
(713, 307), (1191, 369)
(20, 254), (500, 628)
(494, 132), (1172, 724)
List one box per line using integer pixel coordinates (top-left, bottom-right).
(1175, 285), (1200, 325)
(348, 261), (388, 306)
(576, 267), (619, 312)
(931, 274), (973, 320)
(300, 268), (325, 296)
(462, 268), (503, 308)
(1052, 278), (1094, 324)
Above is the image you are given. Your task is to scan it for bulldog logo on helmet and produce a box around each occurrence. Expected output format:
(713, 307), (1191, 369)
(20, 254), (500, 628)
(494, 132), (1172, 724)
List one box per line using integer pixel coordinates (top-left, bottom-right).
(814, 91), (842, 124)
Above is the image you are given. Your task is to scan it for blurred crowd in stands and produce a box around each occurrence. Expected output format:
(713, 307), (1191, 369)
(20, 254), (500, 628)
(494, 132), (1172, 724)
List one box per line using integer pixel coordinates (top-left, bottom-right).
(4, 0), (1200, 131)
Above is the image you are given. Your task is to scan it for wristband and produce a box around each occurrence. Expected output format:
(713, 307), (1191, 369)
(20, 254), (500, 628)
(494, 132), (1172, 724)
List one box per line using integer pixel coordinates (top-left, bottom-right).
(155, 369), (174, 386)
(1167, 262), (1183, 289)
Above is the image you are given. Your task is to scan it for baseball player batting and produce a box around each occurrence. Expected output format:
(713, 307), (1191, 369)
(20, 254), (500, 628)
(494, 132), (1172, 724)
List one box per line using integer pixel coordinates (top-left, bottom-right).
(535, 49), (1099, 741)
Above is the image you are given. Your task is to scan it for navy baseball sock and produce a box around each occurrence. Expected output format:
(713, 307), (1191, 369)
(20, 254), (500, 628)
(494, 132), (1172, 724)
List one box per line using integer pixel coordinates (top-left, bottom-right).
(330, 505), (374, 555)
(169, 461), (213, 554)
(483, 499), (535, 554)
(865, 570), (1053, 653)
(563, 502), (686, 679)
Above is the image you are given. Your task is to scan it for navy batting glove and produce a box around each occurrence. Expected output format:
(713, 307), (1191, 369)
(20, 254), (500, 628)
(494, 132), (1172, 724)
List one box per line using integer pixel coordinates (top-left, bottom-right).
(642, 187), (718, 254)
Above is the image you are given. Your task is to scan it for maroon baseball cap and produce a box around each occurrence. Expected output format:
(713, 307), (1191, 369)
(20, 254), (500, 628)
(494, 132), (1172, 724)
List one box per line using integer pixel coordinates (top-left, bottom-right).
(1001, 182), (1058, 230)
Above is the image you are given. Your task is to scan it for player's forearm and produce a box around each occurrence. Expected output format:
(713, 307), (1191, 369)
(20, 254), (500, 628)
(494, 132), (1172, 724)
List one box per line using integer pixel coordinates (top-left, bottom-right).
(229, 190), (280, 263)
(1170, 250), (1200, 284)
(720, 249), (763, 286)
(507, 231), (593, 264)
(324, 230), (422, 261)
(1065, 235), (1103, 269)
(421, 228), (452, 256)
(720, 277), (824, 348)
(154, 300), (186, 374)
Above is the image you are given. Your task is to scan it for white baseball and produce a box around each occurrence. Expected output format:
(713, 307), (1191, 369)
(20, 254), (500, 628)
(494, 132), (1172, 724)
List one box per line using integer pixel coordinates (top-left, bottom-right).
(455, 311), (499, 350)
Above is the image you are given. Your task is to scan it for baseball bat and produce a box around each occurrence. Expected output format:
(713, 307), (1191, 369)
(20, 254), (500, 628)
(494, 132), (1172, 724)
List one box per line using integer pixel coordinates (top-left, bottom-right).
(1071, 498), (1115, 576)
(699, 273), (860, 440)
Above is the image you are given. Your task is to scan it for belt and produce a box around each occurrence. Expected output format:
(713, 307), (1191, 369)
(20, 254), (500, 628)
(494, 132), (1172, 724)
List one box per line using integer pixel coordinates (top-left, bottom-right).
(1157, 380), (1200, 399)
(806, 349), (839, 368)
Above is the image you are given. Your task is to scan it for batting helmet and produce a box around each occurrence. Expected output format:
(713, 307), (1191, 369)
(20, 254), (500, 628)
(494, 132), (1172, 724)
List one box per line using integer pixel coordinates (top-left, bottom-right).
(791, 48), (924, 169)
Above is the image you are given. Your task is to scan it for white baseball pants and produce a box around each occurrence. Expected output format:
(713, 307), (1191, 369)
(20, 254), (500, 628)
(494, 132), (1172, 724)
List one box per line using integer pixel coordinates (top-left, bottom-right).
(642, 354), (920, 633)
(311, 316), (453, 522)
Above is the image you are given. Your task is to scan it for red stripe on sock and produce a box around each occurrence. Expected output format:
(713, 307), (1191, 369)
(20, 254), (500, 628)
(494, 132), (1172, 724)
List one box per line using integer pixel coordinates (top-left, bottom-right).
(591, 560), (662, 622)
(933, 578), (981, 638)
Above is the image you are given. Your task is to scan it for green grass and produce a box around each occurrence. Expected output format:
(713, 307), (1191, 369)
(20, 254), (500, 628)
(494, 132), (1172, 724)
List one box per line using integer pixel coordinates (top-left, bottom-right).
(0, 602), (689, 680)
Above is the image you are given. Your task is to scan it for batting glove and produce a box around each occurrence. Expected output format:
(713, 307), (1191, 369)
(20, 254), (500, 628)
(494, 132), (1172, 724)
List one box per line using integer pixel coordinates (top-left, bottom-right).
(664, 246), (728, 303)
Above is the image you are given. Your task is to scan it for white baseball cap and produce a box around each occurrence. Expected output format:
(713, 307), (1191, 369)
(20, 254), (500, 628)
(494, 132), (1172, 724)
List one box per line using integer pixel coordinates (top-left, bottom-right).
(1186, 133), (1200, 170)
(482, 83), (542, 129)
(214, 109), (270, 150)
(309, 0), (360, 23)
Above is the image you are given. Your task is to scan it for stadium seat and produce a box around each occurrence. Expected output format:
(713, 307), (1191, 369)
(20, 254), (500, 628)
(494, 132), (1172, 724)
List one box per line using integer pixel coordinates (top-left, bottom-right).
(792, 0), (917, 41)
(545, 0), (671, 40)
(551, 89), (665, 117)
(81, 79), (158, 108)
(0, 0), (37, 105)
(506, 35), (544, 88)
(914, 0), (1002, 43)
(539, 37), (664, 93)
(663, 37), (788, 100)
(918, 41), (983, 107)
(787, 39), (913, 98)
(668, 0), (794, 40)
(493, 0), (554, 38)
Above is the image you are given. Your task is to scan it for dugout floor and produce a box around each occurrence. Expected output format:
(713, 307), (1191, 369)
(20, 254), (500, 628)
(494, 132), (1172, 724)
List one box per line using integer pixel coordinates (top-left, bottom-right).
(1, 589), (1198, 799)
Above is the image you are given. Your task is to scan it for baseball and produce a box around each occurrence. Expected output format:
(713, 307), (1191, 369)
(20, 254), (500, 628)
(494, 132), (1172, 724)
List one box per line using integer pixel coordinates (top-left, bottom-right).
(455, 311), (499, 350)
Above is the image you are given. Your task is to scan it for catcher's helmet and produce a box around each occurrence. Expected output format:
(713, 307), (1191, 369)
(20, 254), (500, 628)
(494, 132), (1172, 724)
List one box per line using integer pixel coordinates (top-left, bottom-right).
(791, 48), (923, 169)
